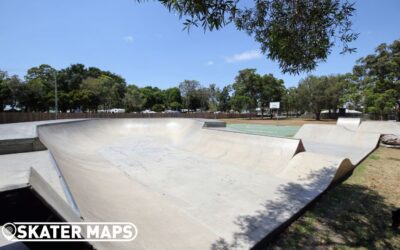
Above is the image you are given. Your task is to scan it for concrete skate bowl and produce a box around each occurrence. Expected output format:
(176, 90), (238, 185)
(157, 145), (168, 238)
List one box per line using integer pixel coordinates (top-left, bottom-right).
(35, 118), (383, 250)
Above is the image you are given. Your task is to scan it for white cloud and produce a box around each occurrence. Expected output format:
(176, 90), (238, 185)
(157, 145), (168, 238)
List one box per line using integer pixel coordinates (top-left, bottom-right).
(225, 50), (262, 63)
(123, 36), (134, 43)
(206, 60), (214, 66)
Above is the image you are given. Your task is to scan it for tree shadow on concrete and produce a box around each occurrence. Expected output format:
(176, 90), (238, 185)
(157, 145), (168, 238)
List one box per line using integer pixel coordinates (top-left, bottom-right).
(211, 165), (398, 249)
(211, 166), (337, 249)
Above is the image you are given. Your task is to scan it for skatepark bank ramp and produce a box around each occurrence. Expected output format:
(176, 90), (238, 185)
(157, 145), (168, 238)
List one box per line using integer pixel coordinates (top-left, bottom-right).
(1, 118), (396, 249)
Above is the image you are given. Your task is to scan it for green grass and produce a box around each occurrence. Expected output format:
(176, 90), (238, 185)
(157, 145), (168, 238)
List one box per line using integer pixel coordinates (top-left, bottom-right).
(369, 154), (380, 160)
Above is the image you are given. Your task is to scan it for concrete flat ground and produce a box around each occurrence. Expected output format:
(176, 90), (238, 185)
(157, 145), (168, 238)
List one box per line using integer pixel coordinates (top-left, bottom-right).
(0, 119), (83, 140)
(0, 150), (66, 201)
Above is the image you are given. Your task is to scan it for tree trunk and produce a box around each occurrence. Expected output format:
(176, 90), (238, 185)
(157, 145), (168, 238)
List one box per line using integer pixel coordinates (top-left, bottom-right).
(397, 109), (400, 122)
(315, 112), (321, 121)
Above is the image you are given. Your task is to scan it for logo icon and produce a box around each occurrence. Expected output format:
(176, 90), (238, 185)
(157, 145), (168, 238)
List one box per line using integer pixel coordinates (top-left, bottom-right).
(1, 222), (137, 242)
(2, 223), (16, 241)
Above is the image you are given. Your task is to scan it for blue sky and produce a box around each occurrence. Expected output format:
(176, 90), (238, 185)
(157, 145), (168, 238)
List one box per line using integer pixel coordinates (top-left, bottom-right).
(0, 0), (399, 88)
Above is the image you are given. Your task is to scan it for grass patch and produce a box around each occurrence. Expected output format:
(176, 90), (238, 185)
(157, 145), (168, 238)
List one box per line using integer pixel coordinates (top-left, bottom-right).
(369, 154), (380, 160)
(352, 162), (366, 179)
(267, 147), (400, 249)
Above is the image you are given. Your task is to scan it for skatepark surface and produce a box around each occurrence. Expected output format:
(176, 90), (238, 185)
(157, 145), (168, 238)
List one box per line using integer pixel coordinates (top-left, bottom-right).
(227, 123), (300, 137)
(1, 118), (399, 249)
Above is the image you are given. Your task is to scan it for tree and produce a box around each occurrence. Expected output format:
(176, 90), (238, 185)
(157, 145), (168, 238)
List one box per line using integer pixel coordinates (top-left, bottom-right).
(281, 87), (300, 117)
(364, 88), (397, 120)
(163, 87), (182, 110)
(258, 74), (285, 118)
(80, 77), (104, 111)
(57, 64), (92, 111)
(340, 75), (363, 111)
(285, 74), (356, 120)
(197, 87), (211, 111)
(97, 75), (126, 110)
(0, 71), (10, 109)
(231, 69), (260, 114)
(57, 64), (86, 93)
(1, 64), (135, 113)
(230, 95), (255, 113)
(152, 103), (165, 112)
(56, 64), (127, 111)
(23, 64), (57, 112)
(80, 75), (118, 111)
(70, 89), (98, 112)
(123, 85), (144, 112)
(353, 40), (400, 120)
(140, 86), (165, 110)
(231, 69), (285, 117)
(179, 80), (203, 111)
(143, 0), (357, 74)
(169, 101), (181, 111)
(0, 71), (24, 110)
(217, 85), (232, 112)
(207, 83), (219, 112)
(297, 76), (327, 120)
(100, 71), (127, 108)
(324, 74), (352, 117)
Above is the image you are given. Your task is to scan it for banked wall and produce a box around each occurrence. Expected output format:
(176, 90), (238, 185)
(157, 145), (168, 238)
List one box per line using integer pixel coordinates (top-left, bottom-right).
(35, 118), (388, 249)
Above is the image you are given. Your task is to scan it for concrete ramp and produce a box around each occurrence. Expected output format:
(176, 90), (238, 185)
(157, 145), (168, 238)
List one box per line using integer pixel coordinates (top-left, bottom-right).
(294, 124), (380, 165)
(337, 117), (361, 131)
(28, 168), (82, 223)
(0, 118), (393, 249)
(37, 119), (307, 249)
(359, 120), (400, 135)
(278, 152), (354, 185)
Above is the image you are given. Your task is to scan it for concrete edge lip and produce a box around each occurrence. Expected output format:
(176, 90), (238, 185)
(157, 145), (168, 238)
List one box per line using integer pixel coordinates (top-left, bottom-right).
(0, 183), (30, 193)
(28, 167), (82, 223)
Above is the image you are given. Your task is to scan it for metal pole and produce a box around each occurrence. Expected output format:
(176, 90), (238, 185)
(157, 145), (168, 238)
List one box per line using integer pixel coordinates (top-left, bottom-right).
(54, 71), (58, 119)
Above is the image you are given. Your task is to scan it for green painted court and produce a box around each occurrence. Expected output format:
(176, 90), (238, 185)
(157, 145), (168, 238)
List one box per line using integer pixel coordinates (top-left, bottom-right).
(227, 123), (301, 137)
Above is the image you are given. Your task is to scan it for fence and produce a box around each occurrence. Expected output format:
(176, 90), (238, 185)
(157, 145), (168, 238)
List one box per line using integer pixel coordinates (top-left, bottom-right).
(364, 113), (398, 121)
(0, 112), (253, 124)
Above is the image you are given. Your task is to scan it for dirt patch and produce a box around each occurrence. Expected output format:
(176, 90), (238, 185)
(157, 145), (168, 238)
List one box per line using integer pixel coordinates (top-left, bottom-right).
(267, 147), (400, 249)
(221, 118), (337, 126)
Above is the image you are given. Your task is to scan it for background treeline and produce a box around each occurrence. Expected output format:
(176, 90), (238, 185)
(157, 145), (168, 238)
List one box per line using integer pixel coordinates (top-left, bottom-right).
(1, 39), (399, 120)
